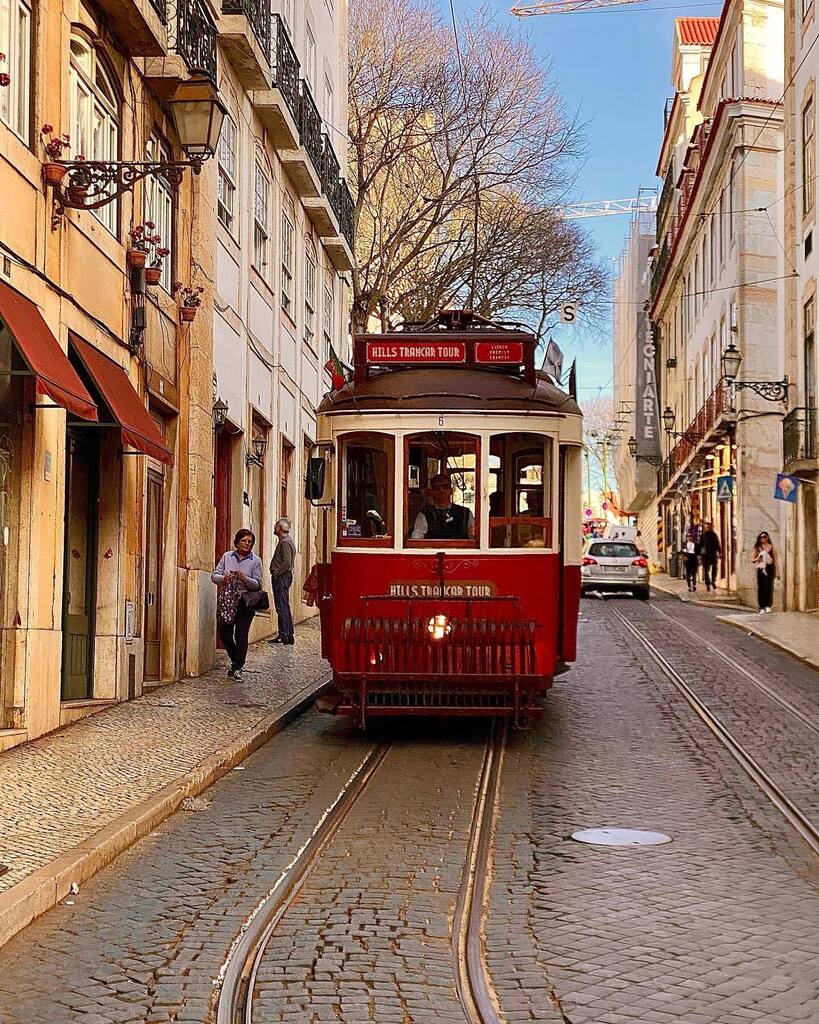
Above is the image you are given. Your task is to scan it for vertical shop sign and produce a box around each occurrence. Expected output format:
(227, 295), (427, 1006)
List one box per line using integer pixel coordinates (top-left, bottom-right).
(635, 315), (662, 460)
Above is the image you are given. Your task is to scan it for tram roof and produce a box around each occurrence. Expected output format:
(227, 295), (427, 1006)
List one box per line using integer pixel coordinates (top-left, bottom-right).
(317, 367), (581, 417)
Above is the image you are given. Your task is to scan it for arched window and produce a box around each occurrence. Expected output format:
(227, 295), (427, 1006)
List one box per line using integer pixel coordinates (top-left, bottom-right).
(69, 33), (120, 233)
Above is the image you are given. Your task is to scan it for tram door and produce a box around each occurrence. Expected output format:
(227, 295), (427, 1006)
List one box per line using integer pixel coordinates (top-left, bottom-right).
(61, 428), (99, 700)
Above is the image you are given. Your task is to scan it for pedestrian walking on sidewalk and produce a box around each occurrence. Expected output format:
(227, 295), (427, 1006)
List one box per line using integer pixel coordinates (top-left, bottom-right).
(269, 518), (296, 645)
(698, 521), (721, 592)
(752, 531), (779, 613)
(212, 529), (264, 681)
(683, 532), (699, 592)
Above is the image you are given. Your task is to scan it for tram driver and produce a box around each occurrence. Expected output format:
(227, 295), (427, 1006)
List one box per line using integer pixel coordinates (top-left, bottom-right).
(411, 472), (475, 540)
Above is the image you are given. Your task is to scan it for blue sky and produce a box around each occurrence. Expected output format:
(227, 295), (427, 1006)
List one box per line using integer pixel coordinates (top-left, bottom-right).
(454, 0), (723, 399)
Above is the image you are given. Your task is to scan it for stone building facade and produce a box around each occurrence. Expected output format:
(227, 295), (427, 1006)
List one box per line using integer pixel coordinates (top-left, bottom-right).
(0, 0), (352, 747)
(644, 8), (786, 607)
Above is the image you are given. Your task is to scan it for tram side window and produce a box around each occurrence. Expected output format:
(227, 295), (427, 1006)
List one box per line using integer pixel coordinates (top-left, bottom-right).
(488, 433), (553, 549)
(404, 432), (479, 546)
(339, 433), (394, 543)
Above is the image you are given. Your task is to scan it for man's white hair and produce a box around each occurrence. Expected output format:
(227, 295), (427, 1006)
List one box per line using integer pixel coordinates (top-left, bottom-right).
(276, 518), (291, 533)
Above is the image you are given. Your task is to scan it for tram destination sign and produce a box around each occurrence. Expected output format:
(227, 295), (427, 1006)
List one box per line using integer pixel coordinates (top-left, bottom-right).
(366, 341), (467, 363)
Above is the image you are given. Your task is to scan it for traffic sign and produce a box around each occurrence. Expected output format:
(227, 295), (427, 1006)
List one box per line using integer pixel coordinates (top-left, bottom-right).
(716, 476), (733, 502)
(774, 473), (799, 503)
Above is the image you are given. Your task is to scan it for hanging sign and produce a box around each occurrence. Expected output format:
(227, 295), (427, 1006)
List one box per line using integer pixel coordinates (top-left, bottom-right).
(366, 341), (466, 364)
(773, 473), (800, 503)
(716, 475), (733, 502)
(560, 302), (577, 323)
(634, 314), (662, 462)
(474, 341), (524, 364)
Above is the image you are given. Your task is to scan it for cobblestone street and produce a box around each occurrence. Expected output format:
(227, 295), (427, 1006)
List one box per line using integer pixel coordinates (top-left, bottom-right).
(0, 595), (817, 1023)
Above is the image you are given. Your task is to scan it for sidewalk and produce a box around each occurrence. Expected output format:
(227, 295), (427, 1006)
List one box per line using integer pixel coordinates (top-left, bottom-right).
(0, 620), (328, 947)
(649, 570), (744, 609)
(716, 610), (819, 670)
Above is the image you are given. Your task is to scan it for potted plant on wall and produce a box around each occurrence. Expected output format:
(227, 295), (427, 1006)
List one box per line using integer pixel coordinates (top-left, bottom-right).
(127, 223), (152, 268)
(40, 125), (70, 186)
(175, 283), (204, 323)
(0, 53), (10, 89)
(145, 232), (170, 287)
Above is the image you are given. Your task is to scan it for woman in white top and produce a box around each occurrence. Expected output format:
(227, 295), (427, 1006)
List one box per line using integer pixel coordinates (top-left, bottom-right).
(211, 529), (264, 680)
(682, 531), (699, 593)
(752, 531), (778, 613)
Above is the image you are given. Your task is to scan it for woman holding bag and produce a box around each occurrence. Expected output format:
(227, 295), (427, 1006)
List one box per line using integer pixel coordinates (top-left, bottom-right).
(212, 529), (265, 680)
(752, 531), (779, 613)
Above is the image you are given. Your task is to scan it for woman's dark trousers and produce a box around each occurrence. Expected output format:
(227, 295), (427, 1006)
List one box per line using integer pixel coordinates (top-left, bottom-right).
(218, 604), (255, 669)
(756, 566), (774, 609)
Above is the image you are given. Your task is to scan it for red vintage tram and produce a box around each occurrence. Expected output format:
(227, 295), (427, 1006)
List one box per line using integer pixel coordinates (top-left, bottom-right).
(307, 311), (583, 726)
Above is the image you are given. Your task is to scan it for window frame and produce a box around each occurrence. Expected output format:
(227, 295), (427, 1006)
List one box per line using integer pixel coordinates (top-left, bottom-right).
(144, 134), (174, 293)
(280, 435), (294, 519)
(253, 159), (271, 277)
(281, 205), (295, 314)
(217, 114), (238, 237)
(803, 96), (815, 218)
(337, 432), (396, 548)
(402, 431), (481, 550)
(322, 278), (334, 367)
(304, 246), (317, 349)
(0, 0), (31, 142)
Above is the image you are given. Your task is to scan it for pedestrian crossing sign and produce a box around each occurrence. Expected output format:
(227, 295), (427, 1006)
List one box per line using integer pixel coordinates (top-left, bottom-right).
(716, 476), (733, 502)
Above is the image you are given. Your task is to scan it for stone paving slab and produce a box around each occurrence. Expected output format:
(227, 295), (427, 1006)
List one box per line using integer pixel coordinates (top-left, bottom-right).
(649, 571), (744, 610)
(0, 621), (328, 946)
(717, 611), (819, 670)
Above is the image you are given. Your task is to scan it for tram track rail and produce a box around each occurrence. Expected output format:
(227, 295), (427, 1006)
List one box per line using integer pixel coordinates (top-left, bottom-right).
(611, 607), (819, 859)
(217, 724), (507, 1024)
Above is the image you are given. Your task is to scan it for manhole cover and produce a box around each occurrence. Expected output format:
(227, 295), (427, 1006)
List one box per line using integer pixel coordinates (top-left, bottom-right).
(571, 828), (671, 847)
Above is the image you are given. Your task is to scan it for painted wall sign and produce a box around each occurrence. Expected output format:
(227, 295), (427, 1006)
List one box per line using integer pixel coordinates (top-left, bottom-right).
(474, 341), (524, 364)
(634, 314), (662, 461)
(366, 341), (467, 363)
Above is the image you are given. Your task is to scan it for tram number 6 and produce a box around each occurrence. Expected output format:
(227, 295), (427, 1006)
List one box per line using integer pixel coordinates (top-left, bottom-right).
(438, 417), (445, 427)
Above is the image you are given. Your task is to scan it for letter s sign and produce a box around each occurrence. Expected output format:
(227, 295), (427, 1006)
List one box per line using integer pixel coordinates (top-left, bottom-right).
(560, 302), (577, 324)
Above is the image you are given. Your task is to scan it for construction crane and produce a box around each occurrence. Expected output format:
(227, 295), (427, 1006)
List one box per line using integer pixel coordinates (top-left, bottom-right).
(556, 195), (658, 219)
(512, 0), (650, 15)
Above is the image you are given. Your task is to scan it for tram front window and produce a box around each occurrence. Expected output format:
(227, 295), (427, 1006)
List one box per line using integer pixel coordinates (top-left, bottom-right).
(339, 433), (394, 543)
(405, 432), (478, 545)
(489, 433), (553, 548)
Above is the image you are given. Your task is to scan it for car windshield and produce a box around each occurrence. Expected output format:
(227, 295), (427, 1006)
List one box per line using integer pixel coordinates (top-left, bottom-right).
(588, 543), (639, 559)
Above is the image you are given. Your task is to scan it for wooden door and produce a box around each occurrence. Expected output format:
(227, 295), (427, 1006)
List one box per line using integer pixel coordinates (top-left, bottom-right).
(143, 471), (163, 681)
(61, 429), (98, 700)
(215, 431), (232, 565)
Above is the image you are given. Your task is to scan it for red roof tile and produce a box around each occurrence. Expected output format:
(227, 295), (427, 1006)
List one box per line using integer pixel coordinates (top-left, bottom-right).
(677, 17), (720, 46)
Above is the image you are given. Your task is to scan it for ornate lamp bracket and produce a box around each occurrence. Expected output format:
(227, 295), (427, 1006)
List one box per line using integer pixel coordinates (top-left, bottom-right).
(732, 378), (789, 404)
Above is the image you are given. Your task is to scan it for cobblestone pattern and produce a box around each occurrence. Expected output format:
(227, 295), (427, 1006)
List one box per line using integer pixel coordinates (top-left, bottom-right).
(0, 711), (373, 1024)
(614, 598), (818, 815)
(0, 620), (325, 892)
(251, 724), (490, 1024)
(486, 595), (819, 1024)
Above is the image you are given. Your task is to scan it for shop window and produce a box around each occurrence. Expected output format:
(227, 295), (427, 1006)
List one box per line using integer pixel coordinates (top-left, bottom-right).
(339, 433), (394, 544)
(404, 432), (478, 546)
(488, 433), (553, 549)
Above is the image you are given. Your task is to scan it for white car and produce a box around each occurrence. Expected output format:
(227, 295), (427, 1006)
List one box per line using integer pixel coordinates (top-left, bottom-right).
(581, 541), (650, 600)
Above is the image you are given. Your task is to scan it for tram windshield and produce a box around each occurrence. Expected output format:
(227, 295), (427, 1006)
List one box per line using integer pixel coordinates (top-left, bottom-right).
(488, 433), (553, 549)
(339, 433), (394, 542)
(405, 432), (478, 546)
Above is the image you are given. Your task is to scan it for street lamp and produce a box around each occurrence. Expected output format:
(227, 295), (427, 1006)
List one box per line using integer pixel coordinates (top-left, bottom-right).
(627, 435), (637, 457)
(720, 342), (788, 403)
(627, 433), (661, 466)
(212, 397), (229, 432)
(246, 434), (269, 465)
(47, 77), (227, 215)
(662, 406), (701, 443)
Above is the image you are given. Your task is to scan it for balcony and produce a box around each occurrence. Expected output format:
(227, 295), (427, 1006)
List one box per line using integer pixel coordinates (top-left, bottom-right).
(657, 380), (736, 495)
(656, 164), (675, 239)
(650, 238), (669, 301)
(302, 134), (355, 269)
(91, 0), (167, 56)
(220, 0), (271, 90)
(279, 80), (323, 197)
(252, 15), (300, 148)
(783, 407), (818, 472)
(143, 0), (217, 92)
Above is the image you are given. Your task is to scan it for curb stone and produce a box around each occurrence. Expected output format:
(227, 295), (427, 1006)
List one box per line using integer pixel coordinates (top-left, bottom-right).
(0, 675), (329, 950)
(716, 614), (819, 671)
(649, 577), (745, 611)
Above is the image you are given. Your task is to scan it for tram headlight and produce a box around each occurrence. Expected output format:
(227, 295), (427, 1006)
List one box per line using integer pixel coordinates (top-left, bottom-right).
(427, 613), (451, 641)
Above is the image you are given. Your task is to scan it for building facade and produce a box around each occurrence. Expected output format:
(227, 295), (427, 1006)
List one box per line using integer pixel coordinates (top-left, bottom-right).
(645, 8), (786, 607)
(211, 0), (353, 651)
(782, 0), (819, 610)
(0, 0), (353, 748)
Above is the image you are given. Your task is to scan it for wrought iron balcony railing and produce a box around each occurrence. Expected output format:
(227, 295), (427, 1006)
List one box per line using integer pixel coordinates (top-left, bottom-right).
(650, 237), (669, 301)
(783, 406), (818, 467)
(222, 0), (271, 56)
(272, 14), (300, 125)
(298, 81), (323, 180)
(657, 380), (734, 495)
(656, 163), (675, 239)
(320, 134), (340, 208)
(149, 0), (168, 23)
(171, 0), (217, 81)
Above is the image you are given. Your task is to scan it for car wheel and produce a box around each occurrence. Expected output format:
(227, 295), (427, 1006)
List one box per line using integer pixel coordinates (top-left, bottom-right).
(635, 588), (650, 601)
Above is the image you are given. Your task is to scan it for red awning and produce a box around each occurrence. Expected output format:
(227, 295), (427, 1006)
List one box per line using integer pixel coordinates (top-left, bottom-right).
(70, 336), (173, 465)
(0, 280), (97, 421)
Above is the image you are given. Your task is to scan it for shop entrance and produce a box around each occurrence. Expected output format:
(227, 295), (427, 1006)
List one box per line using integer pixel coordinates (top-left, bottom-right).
(61, 427), (99, 700)
(143, 470), (164, 680)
